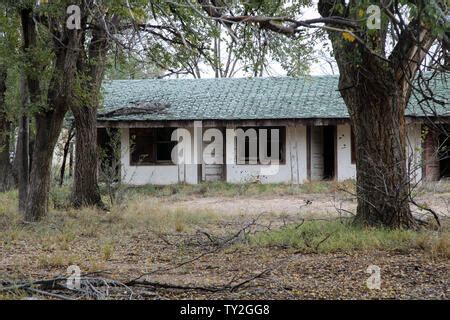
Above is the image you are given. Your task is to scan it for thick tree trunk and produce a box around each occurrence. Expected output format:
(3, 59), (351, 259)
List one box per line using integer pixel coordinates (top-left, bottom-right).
(71, 109), (102, 207)
(0, 68), (15, 192)
(0, 124), (15, 192)
(22, 8), (80, 221)
(339, 70), (416, 228)
(315, 0), (425, 229)
(0, 117), (14, 193)
(25, 111), (66, 221)
(70, 28), (108, 208)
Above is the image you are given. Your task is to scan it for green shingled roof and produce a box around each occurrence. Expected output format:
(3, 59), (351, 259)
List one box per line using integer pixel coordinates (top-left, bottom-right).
(98, 75), (449, 122)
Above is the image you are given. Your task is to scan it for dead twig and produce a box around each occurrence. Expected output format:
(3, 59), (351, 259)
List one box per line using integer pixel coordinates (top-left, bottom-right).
(128, 213), (269, 284)
(409, 196), (442, 227)
(25, 287), (76, 300)
(0, 271), (133, 300)
(128, 267), (272, 293)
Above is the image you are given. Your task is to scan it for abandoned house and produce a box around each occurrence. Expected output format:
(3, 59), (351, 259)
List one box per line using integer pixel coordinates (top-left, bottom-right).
(96, 75), (450, 185)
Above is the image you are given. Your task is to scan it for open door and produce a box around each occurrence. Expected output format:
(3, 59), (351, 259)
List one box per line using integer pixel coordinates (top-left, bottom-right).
(308, 125), (336, 181)
(323, 125), (336, 180)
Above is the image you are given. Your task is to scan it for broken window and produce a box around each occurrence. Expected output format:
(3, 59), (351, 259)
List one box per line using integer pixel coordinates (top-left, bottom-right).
(236, 127), (286, 165)
(130, 128), (177, 165)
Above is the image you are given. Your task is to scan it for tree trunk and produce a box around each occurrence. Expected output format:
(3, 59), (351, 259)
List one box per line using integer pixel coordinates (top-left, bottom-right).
(71, 109), (103, 207)
(16, 74), (29, 212)
(25, 112), (66, 221)
(339, 69), (416, 228)
(0, 68), (15, 192)
(70, 28), (108, 208)
(0, 116), (14, 193)
(59, 125), (74, 186)
(314, 0), (426, 229)
(22, 8), (80, 221)
(69, 142), (73, 178)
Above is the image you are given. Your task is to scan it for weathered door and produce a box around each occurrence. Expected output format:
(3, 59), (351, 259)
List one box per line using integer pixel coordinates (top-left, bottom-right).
(202, 127), (225, 181)
(310, 126), (324, 180)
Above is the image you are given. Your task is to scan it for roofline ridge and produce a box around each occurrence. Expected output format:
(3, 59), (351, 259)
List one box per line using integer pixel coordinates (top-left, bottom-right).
(103, 74), (341, 83)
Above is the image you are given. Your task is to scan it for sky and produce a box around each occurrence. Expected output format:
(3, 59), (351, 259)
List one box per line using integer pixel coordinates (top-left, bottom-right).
(197, 1), (337, 78)
(301, 4), (337, 75)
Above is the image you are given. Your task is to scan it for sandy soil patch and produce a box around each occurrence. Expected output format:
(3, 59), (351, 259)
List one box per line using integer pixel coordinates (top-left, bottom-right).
(161, 193), (449, 219)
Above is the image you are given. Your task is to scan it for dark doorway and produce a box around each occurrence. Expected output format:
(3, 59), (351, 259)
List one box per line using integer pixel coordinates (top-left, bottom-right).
(439, 131), (450, 179)
(323, 126), (336, 180)
(97, 128), (120, 180)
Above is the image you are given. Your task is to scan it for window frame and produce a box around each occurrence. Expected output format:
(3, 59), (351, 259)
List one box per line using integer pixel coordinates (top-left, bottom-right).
(129, 128), (177, 166)
(235, 126), (286, 165)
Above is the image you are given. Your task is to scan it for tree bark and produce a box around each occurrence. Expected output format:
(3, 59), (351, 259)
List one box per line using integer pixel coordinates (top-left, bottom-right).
(339, 68), (416, 228)
(315, 0), (436, 228)
(25, 79), (79, 221)
(59, 125), (74, 186)
(70, 28), (109, 208)
(0, 67), (15, 192)
(333, 53), (418, 228)
(69, 142), (73, 178)
(16, 74), (29, 212)
(199, 0), (438, 229)
(71, 107), (103, 207)
(25, 113), (65, 221)
(22, 9), (81, 222)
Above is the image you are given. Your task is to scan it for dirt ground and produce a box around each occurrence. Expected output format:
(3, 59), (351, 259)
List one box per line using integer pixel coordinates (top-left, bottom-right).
(0, 184), (449, 300)
(135, 249), (448, 299)
(160, 191), (450, 219)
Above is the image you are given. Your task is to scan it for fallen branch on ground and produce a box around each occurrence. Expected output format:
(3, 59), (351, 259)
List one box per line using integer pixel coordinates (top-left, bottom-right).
(127, 267), (272, 293)
(0, 271), (134, 300)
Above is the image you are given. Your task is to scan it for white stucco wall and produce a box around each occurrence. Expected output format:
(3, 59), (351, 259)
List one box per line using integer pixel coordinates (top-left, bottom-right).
(225, 126), (308, 184)
(336, 124), (356, 180)
(335, 123), (423, 182)
(120, 128), (199, 185)
(119, 123), (424, 185)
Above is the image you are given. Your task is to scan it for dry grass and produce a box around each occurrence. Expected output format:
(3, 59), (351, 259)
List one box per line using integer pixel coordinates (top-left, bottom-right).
(1, 185), (448, 265)
(120, 180), (356, 200)
(0, 190), (222, 278)
(249, 219), (450, 258)
(0, 182), (449, 300)
(419, 180), (450, 194)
